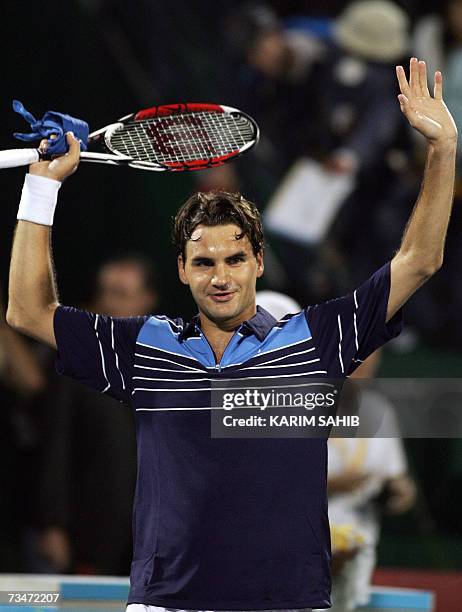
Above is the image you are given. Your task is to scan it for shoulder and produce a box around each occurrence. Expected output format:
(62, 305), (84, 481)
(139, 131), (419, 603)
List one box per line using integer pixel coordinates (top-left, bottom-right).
(136, 314), (186, 349)
(138, 315), (184, 336)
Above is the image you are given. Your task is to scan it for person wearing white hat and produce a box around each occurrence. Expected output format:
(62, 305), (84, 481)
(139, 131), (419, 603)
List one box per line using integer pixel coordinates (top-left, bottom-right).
(335, 0), (410, 64)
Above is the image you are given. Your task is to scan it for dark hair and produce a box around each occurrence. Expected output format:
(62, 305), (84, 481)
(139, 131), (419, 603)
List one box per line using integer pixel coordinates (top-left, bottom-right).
(225, 3), (280, 57)
(173, 190), (264, 261)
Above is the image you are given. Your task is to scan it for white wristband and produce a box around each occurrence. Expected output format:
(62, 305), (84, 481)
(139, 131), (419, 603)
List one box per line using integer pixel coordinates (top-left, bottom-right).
(17, 174), (62, 226)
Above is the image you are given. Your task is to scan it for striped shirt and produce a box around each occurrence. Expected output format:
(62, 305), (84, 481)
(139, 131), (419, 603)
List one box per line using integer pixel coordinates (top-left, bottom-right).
(53, 262), (402, 610)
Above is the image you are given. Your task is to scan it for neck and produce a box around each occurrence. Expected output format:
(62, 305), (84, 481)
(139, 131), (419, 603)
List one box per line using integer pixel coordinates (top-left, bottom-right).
(199, 304), (257, 334)
(198, 305), (257, 362)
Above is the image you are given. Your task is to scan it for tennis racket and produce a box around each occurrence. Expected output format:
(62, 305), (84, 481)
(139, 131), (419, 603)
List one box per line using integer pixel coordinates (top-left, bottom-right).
(0, 103), (259, 172)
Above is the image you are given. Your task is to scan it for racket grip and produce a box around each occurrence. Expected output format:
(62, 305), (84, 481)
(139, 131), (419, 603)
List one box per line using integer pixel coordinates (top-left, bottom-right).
(0, 148), (40, 169)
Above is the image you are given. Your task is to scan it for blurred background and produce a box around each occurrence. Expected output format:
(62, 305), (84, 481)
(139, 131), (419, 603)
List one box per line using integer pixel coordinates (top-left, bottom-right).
(1, 0), (461, 610)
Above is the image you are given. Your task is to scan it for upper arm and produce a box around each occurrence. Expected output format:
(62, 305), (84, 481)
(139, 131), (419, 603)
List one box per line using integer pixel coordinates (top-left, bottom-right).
(53, 306), (148, 403)
(40, 303), (59, 349)
(387, 254), (430, 322)
(7, 303), (59, 350)
(306, 262), (403, 376)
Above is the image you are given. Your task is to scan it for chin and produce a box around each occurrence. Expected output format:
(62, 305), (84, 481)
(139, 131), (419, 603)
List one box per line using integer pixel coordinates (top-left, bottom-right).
(206, 303), (240, 322)
(210, 306), (238, 320)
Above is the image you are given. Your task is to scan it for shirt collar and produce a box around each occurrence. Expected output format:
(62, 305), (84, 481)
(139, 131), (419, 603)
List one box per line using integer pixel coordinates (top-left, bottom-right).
(179, 315), (201, 341)
(179, 306), (277, 343)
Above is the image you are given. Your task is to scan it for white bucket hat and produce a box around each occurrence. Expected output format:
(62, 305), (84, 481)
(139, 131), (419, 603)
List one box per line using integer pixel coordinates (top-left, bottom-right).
(256, 291), (301, 320)
(334, 0), (410, 63)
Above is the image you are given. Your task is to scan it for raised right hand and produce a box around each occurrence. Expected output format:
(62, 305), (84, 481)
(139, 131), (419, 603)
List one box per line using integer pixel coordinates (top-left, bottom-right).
(29, 132), (81, 182)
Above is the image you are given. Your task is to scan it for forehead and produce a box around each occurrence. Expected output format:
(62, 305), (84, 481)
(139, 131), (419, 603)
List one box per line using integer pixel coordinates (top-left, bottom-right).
(186, 224), (253, 257)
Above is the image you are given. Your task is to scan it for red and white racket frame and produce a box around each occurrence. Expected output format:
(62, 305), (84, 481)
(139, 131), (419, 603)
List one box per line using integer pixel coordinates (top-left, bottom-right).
(85, 103), (260, 171)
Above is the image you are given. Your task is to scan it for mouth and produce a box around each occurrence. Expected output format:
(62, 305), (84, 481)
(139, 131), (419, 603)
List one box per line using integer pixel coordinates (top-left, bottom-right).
(208, 291), (236, 303)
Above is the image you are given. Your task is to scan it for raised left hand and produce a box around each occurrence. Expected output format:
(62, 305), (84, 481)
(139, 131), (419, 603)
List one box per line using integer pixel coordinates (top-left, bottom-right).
(396, 57), (458, 145)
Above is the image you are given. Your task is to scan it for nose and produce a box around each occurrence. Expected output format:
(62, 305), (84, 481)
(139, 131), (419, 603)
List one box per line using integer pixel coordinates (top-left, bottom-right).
(211, 263), (230, 288)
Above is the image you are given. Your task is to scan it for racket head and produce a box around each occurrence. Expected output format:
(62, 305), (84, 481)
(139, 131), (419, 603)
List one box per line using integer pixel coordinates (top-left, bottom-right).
(95, 103), (259, 171)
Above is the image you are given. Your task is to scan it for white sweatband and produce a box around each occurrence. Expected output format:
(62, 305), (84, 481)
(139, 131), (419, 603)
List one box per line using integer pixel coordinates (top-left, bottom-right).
(17, 174), (62, 226)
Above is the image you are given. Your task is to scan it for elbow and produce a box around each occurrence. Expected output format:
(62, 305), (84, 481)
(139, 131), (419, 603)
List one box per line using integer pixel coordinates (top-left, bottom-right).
(419, 257), (443, 279)
(397, 250), (443, 280)
(6, 307), (25, 332)
(6, 304), (32, 334)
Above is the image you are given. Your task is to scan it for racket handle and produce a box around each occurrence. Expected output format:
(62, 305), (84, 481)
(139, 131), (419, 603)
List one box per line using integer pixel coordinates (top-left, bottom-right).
(0, 148), (40, 169)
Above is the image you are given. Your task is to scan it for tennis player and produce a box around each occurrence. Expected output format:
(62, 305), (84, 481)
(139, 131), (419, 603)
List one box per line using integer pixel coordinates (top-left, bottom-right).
(7, 59), (456, 611)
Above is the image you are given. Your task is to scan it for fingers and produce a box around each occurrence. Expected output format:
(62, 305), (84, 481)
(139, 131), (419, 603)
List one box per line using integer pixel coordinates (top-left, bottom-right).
(63, 132), (81, 174)
(38, 138), (49, 154)
(397, 93), (410, 114)
(409, 56), (419, 93)
(42, 132), (81, 180)
(396, 65), (410, 96)
(397, 58), (443, 101)
(66, 131), (81, 153)
(65, 132), (81, 165)
(434, 70), (443, 100)
(397, 93), (416, 126)
(418, 60), (430, 96)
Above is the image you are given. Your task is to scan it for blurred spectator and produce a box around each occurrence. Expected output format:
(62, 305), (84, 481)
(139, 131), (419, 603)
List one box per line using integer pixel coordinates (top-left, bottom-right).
(326, 350), (417, 611)
(218, 2), (326, 194)
(36, 255), (157, 575)
(256, 289), (301, 318)
(320, 0), (409, 171)
(296, 0), (414, 298)
(89, 253), (158, 318)
(0, 287), (46, 570)
(223, 1), (409, 178)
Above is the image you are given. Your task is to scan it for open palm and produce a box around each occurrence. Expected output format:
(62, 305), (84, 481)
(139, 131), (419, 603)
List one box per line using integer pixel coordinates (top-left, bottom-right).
(396, 57), (457, 143)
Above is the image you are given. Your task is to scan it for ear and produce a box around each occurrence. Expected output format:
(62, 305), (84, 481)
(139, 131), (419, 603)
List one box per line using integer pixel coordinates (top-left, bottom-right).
(256, 251), (264, 278)
(178, 255), (189, 285)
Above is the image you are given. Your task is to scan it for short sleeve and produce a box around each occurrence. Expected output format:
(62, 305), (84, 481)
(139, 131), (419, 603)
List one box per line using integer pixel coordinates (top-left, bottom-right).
(53, 305), (148, 403)
(305, 262), (403, 377)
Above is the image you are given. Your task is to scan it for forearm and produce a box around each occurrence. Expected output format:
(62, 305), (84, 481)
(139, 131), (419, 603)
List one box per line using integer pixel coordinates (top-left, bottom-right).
(6, 133), (80, 347)
(7, 220), (59, 347)
(397, 139), (456, 273)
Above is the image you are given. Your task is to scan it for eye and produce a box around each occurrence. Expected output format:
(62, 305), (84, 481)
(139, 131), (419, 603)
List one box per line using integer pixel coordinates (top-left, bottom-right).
(193, 260), (213, 267)
(229, 256), (245, 265)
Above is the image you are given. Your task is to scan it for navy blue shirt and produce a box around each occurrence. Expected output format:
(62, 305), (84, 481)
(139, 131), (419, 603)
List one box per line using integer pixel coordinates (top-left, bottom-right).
(53, 262), (402, 610)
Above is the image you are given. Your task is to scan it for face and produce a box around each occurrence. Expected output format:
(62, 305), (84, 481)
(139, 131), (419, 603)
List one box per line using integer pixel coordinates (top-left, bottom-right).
(95, 262), (157, 317)
(178, 224), (264, 329)
(248, 31), (287, 77)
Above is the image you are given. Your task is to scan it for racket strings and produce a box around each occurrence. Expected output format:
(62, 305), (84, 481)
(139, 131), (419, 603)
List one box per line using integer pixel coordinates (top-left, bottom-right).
(109, 112), (254, 165)
(127, 116), (249, 161)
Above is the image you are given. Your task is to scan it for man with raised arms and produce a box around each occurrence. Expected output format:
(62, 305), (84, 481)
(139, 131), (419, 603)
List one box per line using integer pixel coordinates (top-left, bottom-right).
(7, 59), (457, 611)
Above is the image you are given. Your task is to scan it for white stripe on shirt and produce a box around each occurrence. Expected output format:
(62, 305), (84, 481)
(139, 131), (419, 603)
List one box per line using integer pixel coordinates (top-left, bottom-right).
(94, 315), (110, 393)
(337, 314), (344, 374)
(353, 289), (359, 352)
(134, 353), (204, 371)
(111, 319), (126, 390)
